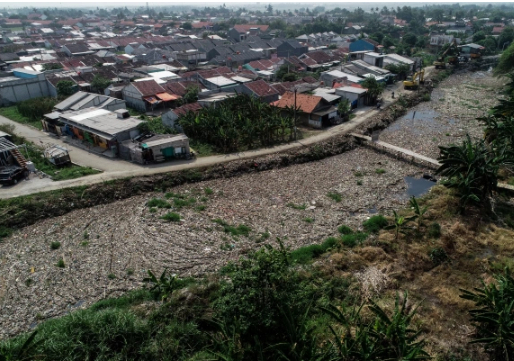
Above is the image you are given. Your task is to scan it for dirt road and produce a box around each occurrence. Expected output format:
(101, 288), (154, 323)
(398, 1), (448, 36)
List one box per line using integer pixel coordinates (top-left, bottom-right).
(0, 71), (428, 199)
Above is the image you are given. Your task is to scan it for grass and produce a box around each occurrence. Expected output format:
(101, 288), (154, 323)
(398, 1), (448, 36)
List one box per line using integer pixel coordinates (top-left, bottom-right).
(108, 273), (116, 280)
(81, 241), (89, 247)
(327, 191), (342, 202)
(147, 198), (171, 209)
(0, 226), (12, 242)
(195, 205), (206, 212)
(290, 237), (339, 264)
(303, 217), (314, 223)
(212, 219), (251, 237)
(341, 232), (368, 247)
(204, 187), (214, 195)
(189, 139), (218, 157)
(50, 241), (61, 250)
(0, 106), (43, 129)
(363, 215), (388, 233)
(161, 212), (181, 222)
(287, 202), (307, 210)
(354, 171), (364, 177)
(375, 168), (386, 174)
(56, 259), (65, 268)
(357, 180), (363, 186)
(338, 225), (353, 235)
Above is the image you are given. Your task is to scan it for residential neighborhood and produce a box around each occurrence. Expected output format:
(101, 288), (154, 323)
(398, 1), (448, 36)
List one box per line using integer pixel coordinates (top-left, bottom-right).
(0, 2), (511, 188)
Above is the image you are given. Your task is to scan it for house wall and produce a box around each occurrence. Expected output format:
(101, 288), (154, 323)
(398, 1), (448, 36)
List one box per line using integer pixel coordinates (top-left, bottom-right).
(349, 40), (375, 52)
(0, 74), (51, 106)
(161, 110), (180, 129)
(122, 83), (146, 112)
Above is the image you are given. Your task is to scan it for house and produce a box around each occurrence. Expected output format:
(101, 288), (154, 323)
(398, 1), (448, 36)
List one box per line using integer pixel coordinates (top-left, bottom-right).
(241, 79), (280, 103)
(320, 69), (363, 87)
(457, 43), (485, 58)
(334, 86), (367, 108)
(363, 52), (385, 68)
(228, 24), (269, 42)
(273, 91), (338, 129)
(62, 43), (95, 57)
(122, 79), (171, 112)
(349, 39), (378, 53)
(276, 39), (308, 58)
(383, 54), (417, 72)
(57, 108), (143, 156)
(162, 102), (202, 129)
(119, 134), (190, 164)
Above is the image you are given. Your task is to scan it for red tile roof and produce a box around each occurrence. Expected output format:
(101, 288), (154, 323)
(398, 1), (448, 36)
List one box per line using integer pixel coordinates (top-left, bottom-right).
(273, 91), (322, 114)
(132, 80), (166, 97)
(244, 79), (279, 98)
(192, 21), (213, 29)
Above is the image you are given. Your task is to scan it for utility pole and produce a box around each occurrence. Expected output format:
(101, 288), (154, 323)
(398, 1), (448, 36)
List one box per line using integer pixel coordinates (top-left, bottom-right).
(293, 87), (297, 141)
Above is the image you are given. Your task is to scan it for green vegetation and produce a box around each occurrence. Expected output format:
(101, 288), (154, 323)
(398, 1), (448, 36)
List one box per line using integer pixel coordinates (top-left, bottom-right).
(161, 212), (181, 222)
(212, 219), (251, 236)
(326, 191), (342, 202)
(0, 106), (43, 129)
(0, 227), (13, 242)
(287, 202), (307, 210)
(363, 215), (389, 233)
(204, 187), (214, 195)
(290, 236), (338, 264)
(56, 80), (76, 97)
(147, 198), (171, 209)
(375, 168), (386, 174)
(338, 225), (353, 235)
(303, 217), (314, 223)
(179, 94), (295, 153)
(55, 259), (65, 268)
(50, 241), (61, 250)
(137, 116), (177, 135)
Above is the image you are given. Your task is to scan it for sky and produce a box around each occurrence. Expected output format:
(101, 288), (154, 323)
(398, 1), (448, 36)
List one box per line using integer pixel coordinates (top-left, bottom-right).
(1, 0), (512, 6)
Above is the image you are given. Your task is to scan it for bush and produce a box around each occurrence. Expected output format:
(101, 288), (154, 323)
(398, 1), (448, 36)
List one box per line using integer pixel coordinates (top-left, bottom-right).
(16, 97), (58, 121)
(147, 198), (171, 208)
(0, 226), (12, 242)
(161, 212), (181, 222)
(212, 219), (251, 236)
(290, 236), (339, 264)
(338, 225), (353, 235)
(429, 247), (448, 266)
(327, 191), (342, 202)
(428, 222), (442, 238)
(342, 232), (368, 247)
(56, 259), (65, 268)
(363, 215), (388, 233)
(50, 241), (61, 250)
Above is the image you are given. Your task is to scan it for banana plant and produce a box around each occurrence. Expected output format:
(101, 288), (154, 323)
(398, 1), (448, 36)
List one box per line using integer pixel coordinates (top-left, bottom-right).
(385, 210), (415, 240)
(409, 196), (428, 230)
(143, 269), (180, 302)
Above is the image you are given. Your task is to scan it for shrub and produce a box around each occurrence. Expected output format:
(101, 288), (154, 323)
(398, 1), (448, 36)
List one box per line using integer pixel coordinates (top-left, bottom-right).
(204, 187), (214, 195)
(375, 168), (386, 174)
(338, 225), (353, 235)
(422, 93), (431, 101)
(108, 273), (116, 280)
(16, 97), (59, 120)
(363, 215), (388, 233)
(342, 232), (368, 247)
(56, 259), (65, 268)
(212, 219), (251, 236)
(0, 226), (12, 241)
(50, 241), (61, 250)
(429, 247), (448, 266)
(147, 198), (171, 208)
(290, 244), (325, 264)
(303, 217), (314, 223)
(161, 212), (181, 222)
(327, 191), (343, 202)
(428, 222), (442, 238)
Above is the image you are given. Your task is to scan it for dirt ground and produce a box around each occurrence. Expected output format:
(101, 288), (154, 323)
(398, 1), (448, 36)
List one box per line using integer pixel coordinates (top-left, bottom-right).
(0, 69), (505, 339)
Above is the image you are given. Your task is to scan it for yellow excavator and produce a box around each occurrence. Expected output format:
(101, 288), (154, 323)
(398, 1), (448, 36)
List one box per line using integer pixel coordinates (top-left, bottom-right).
(403, 68), (425, 90)
(434, 39), (459, 69)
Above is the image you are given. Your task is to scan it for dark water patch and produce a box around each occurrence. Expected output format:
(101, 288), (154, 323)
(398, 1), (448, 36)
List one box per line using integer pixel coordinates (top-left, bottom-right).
(405, 176), (436, 197)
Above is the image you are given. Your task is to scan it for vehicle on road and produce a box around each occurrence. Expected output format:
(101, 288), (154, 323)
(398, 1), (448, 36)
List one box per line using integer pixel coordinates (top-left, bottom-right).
(0, 166), (28, 185)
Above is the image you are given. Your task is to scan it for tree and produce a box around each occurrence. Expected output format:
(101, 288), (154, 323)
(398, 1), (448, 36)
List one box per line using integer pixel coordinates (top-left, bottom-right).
(182, 22), (192, 30)
(473, 30), (486, 43)
(385, 63), (411, 80)
(361, 77), (385, 104)
(402, 33), (417, 47)
(56, 80), (75, 97)
(181, 85), (199, 105)
(498, 27), (514, 50)
(494, 41), (514, 76)
(42, 63), (63, 71)
(436, 135), (513, 211)
(337, 98), (351, 118)
(91, 75), (111, 93)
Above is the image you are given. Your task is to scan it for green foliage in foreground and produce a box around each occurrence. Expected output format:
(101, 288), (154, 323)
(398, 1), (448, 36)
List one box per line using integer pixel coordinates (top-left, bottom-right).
(0, 106), (43, 130)
(0, 238), (433, 361)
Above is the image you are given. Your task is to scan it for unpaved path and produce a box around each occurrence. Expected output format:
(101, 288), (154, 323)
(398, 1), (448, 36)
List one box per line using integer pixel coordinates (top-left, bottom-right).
(0, 70), (430, 199)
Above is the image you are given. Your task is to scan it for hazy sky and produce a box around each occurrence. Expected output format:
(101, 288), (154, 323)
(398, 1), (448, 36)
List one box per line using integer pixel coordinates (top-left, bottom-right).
(2, 0), (508, 6)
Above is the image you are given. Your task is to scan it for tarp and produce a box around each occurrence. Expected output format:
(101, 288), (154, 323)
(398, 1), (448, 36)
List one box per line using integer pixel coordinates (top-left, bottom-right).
(144, 96), (161, 104)
(156, 92), (180, 101)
